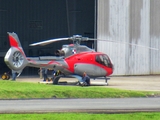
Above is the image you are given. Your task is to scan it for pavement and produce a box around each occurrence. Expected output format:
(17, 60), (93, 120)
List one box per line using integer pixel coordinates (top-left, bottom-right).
(1, 98), (160, 113)
(14, 75), (160, 91)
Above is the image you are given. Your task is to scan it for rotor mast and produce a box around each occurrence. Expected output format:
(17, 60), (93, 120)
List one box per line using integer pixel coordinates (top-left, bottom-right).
(70, 35), (89, 45)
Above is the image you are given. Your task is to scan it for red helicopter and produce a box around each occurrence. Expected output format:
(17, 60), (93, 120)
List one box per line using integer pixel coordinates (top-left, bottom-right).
(4, 32), (114, 85)
(4, 32), (158, 85)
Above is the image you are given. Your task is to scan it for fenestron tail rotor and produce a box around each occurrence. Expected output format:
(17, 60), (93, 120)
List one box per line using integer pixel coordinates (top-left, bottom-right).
(12, 51), (24, 68)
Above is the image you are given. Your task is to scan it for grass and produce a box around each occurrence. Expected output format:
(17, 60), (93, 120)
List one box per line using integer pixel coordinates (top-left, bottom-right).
(1, 112), (160, 120)
(0, 80), (159, 99)
(0, 79), (160, 119)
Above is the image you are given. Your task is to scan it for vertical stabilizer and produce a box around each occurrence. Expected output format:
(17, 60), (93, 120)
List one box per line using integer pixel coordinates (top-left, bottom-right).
(4, 32), (28, 71)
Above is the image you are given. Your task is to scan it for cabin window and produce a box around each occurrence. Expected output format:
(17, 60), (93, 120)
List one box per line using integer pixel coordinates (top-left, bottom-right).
(95, 54), (112, 68)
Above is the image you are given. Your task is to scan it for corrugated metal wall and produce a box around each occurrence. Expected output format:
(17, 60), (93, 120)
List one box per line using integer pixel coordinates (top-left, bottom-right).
(97, 0), (160, 75)
(150, 0), (160, 74)
(0, 0), (94, 75)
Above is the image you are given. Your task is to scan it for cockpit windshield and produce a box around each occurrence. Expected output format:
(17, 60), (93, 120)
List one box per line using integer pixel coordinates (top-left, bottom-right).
(95, 54), (112, 68)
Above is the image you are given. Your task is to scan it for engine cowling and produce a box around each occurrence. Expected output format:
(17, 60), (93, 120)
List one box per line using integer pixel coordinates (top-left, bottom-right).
(55, 49), (65, 56)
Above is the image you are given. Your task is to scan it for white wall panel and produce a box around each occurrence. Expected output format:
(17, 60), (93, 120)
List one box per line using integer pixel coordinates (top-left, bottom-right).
(97, 0), (160, 75)
(127, 0), (150, 75)
(97, 0), (129, 75)
(150, 0), (160, 74)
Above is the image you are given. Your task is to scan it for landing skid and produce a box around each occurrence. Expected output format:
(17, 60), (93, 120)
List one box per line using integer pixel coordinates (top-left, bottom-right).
(40, 76), (110, 86)
(105, 77), (110, 86)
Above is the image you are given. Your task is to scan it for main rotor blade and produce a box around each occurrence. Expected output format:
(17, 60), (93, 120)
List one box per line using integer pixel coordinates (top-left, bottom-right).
(89, 38), (159, 50)
(30, 38), (69, 46)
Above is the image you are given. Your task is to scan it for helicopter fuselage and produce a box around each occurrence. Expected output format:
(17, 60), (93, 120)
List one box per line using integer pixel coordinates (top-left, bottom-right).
(26, 51), (113, 77)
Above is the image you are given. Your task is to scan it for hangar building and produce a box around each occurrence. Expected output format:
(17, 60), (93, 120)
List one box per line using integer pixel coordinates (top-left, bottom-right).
(0, 0), (160, 76)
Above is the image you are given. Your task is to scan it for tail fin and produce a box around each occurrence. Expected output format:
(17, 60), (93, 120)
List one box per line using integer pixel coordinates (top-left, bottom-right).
(4, 32), (28, 71)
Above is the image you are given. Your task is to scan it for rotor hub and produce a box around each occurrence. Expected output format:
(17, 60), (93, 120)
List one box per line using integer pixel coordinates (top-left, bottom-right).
(71, 35), (89, 45)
